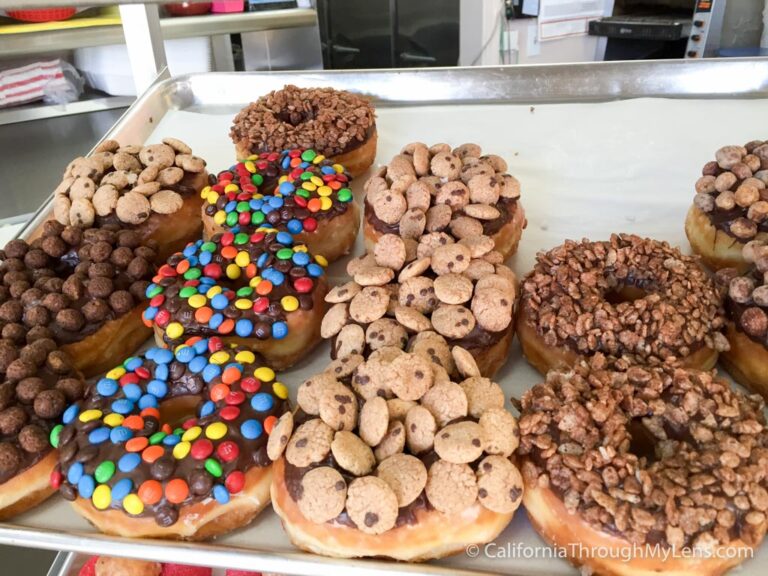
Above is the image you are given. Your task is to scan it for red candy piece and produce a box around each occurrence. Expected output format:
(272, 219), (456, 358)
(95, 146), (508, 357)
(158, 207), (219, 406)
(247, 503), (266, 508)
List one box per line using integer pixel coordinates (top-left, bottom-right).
(252, 297), (269, 314)
(238, 212), (251, 225)
(120, 373), (139, 386)
(203, 263), (222, 279)
(240, 377), (260, 393)
(162, 564), (212, 576)
(225, 571), (261, 576)
(208, 337), (224, 352)
(158, 264), (176, 277)
(218, 171), (233, 181)
(250, 232), (265, 244)
(225, 470), (245, 494)
(50, 467), (63, 489)
(256, 160), (268, 170)
(135, 366), (151, 380)
(191, 439), (214, 460)
(155, 309), (171, 328)
(220, 406), (240, 421)
(182, 418), (198, 430)
(293, 277), (314, 294)
(303, 217), (318, 232)
(294, 196), (307, 208)
(78, 556), (99, 576)
(221, 232), (235, 246)
(225, 391), (245, 405)
(217, 440), (240, 462)
(150, 294), (165, 307)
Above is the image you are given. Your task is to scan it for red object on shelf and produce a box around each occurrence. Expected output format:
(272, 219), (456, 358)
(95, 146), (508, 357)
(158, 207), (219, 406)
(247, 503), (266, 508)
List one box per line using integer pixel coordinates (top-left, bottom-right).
(166, 2), (212, 16)
(211, 0), (244, 13)
(78, 556), (98, 576)
(6, 7), (77, 22)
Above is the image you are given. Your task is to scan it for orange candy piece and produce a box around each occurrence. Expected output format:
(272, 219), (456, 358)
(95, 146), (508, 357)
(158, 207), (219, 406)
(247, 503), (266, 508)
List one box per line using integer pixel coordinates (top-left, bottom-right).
(126, 437), (149, 453)
(142, 445), (164, 463)
(195, 307), (213, 324)
(138, 480), (163, 505)
(210, 383), (230, 402)
(161, 423), (173, 434)
(165, 478), (189, 504)
(221, 246), (237, 259)
(307, 198), (321, 213)
(264, 415), (278, 435)
(176, 259), (190, 274)
(255, 281), (273, 296)
(141, 407), (160, 420)
(186, 336), (203, 346)
(221, 366), (241, 385)
(218, 319), (234, 334)
(245, 263), (257, 278)
(123, 415), (145, 430)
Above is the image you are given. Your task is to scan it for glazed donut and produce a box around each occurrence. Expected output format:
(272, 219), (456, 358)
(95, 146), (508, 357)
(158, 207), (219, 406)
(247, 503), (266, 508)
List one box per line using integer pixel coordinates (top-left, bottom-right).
(0, 222), (155, 378)
(517, 234), (727, 375)
(685, 140), (768, 272)
(51, 337), (289, 539)
(143, 230), (328, 370)
(324, 232), (516, 378)
(363, 142), (526, 260)
(271, 349), (523, 561)
(0, 337), (83, 519)
(716, 239), (768, 399)
(201, 148), (359, 262)
(45, 138), (208, 263)
(230, 85), (377, 178)
(518, 361), (768, 576)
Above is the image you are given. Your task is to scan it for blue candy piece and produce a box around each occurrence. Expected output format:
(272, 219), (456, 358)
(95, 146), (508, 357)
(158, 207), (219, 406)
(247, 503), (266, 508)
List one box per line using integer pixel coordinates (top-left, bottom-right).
(256, 253), (269, 268)
(240, 419), (263, 440)
(88, 427), (110, 445)
(175, 346), (196, 363)
(183, 244), (197, 258)
(249, 198), (264, 211)
(122, 383), (142, 401)
(211, 294), (229, 310)
(235, 319), (253, 338)
(263, 268), (285, 286)
(299, 161), (310, 169)
(145, 348), (158, 361)
(187, 255), (199, 267)
(110, 426), (133, 444)
(200, 276), (216, 286)
(199, 400), (215, 418)
(261, 203), (274, 215)
(153, 348), (174, 365)
(147, 379), (168, 399)
(155, 363), (169, 381)
(78, 475), (95, 499)
(189, 356), (208, 374)
(269, 196), (284, 209)
(67, 461), (84, 484)
(111, 399), (134, 415)
(321, 165), (335, 175)
(209, 313), (224, 330)
(225, 200), (237, 212)
(251, 393), (274, 412)
(279, 181), (295, 194)
(197, 284), (209, 294)
(281, 156), (291, 170)
(199, 251), (212, 266)
(162, 434), (181, 446)
(111, 478), (133, 502)
(292, 252), (310, 266)
(118, 453), (141, 473)
(124, 357), (142, 372)
(96, 378), (118, 397)
(307, 263), (324, 277)
(203, 363), (221, 383)
(286, 219), (303, 234)
(275, 231), (292, 245)
(213, 484), (230, 504)
(143, 307), (158, 321)
(272, 321), (288, 340)
(62, 404), (79, 425)
(193, 339), (209, 354)
(145, 283), (159, 298)
(138, 394), (158, 410)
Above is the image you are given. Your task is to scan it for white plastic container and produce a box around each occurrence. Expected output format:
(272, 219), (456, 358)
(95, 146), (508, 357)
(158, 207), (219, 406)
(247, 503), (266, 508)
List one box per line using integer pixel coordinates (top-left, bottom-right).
(74, 37), (212, 96)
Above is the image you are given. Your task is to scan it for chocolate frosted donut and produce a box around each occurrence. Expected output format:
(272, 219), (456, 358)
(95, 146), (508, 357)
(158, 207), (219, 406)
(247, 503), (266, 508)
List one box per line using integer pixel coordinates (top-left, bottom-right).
(685, 140), (768, 272)
(0, 222), (155, 377)
(517, 234), (728, 374)
(52, 337), (289, 539)
(144, 230), (328, 370)
(201, 148), (359, 262)
(230, 85), (377, 177)
(519, 361), (768, 576)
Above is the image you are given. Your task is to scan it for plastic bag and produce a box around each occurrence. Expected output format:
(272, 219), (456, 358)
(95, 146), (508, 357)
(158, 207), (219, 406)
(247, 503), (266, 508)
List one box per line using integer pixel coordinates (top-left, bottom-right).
(42, 60), (84, 105)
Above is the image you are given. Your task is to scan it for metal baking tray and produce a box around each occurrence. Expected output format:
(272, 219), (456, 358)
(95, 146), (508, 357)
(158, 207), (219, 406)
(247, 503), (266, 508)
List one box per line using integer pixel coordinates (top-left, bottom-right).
(3, 61), (768, 576)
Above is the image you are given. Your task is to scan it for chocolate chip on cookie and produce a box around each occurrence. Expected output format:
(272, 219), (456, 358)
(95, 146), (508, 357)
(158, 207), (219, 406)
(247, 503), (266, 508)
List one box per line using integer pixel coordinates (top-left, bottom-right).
(297, 466), (347, 523)
(358, 396), (389, 447)
(318, 381), (358, 431)
(479, 408), (519, 457)
(434, 421), (486, 464)
(286, 418), (334, 467)
(404, 405), (437, 454)
(331, 431), (375, 476)
(476, 455), (523, 514)
(376, 453), (428, 507)
(267, 411), (294, 461)
(425, 460), (478, 515)
(345, 476), (399, 534)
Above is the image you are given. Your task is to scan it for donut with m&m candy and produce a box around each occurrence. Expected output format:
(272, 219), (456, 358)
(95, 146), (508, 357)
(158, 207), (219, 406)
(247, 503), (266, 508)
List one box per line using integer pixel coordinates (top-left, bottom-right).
(143, 230), (328, 370)
(51, 337), (289, 539)
(201, 149), (359, 263)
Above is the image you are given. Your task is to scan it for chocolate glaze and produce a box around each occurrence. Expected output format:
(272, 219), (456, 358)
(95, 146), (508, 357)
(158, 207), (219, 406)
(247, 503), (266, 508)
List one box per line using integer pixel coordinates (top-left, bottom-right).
(708, 206), (768, 239)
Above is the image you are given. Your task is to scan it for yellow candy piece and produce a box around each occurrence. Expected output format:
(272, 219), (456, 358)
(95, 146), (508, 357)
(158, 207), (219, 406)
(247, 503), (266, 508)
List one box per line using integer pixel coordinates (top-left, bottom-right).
(254, 366), (275, 382)
(182, 426), (201, 442)
(235, 350), (256, 364)
(103, 413), (124, 427)
(273, 382), (289, 400)
(235, 251), (250, 268)
(92, 485), (111, 511)
(247, 154), (259, 161)
(224, 183), (240, 194)
(281, 295), (299, 312)
(333, 163), (344, 173)
(301, 181), (317, 192)
(293, 245), (308, 253)
(319, 196), (332, 211)
(315, 254), (329, 267)
(206, 285), (223, 299)
(106, 367), (126, 380)
(206, 191), (219, 205)
(79, 409), (103, 423)
(244, 160), (256, 173)
(188, 294), (207, 309)
(173, 440), (191, 459)
(249, 276), (262, 288)
(123, 493), (144, 515)
(226, 263), (241, 280)
(166, 322), (184, 339)
(200, 185), (211, 199)
(278, 175), (288, 183)
(310, 175), (323, 187)
(209, 351), (230, 365)
(235, 298), (251, 310)
(213, 211), (227, 226)
(317, 185), (332, 197)
(205, 422), (228, 441)
(313, 154), (326, 164)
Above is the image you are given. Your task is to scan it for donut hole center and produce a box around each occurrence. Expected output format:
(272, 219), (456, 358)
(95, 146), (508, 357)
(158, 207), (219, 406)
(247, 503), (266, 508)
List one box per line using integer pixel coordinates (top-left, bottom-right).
(627, 418), (660, 463)
(604, 285), (647, 305)
(277, 109), (312, 127)
(158, 396), (201, 428)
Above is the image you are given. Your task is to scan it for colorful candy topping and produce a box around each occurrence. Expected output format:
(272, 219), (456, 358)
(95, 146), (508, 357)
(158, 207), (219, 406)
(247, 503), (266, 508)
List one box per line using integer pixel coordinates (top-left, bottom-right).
(142, 230), (326, 344)
(202, 149), (353, 235)
(51, 337), (288, 526)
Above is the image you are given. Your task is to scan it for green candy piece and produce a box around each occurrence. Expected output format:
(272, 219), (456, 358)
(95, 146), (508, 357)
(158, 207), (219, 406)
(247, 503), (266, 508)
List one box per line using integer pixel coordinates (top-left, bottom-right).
(337, 188), (352, 202)
(251, 212), (265, 225)
(201, 241), (216, 252)
(50, 424), (63, 448)
(301, 149), (316, 162)
(173, 427), (184, 436)
(94, 460), (116, 484)
(236, 201), (250, 213)
(184, 268), (202, 280)
(205, 458), (223, 478)
(149, 432), (166, 445)
(236, 286), (254, 297)
(300, 171), (313, 181)
(225, 212), (239, 227)
(251, 173), (264, 186)
(296, 189), (310, 199)
(179, 286), (197, 298)
(147, 285), (163, 298)
(234, 233), (249, 245)
(276, 248), (293, 260)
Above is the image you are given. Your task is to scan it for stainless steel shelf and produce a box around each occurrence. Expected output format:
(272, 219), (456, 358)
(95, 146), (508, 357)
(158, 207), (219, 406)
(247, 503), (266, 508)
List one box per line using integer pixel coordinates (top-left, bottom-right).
(0, 8), (317, 57)
(0, 94), (132, 125)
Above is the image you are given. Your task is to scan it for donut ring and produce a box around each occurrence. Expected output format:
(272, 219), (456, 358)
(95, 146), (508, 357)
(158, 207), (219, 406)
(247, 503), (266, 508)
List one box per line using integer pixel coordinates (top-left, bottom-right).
(685, 140), (768, 272)
(519, 361), (768, 576)
(143, 230), (328, 370)
(201, 149), (359, 263)
(517, 234), (727, 374)
(230, 85), (377, 178)
(51, 337), (289, 539)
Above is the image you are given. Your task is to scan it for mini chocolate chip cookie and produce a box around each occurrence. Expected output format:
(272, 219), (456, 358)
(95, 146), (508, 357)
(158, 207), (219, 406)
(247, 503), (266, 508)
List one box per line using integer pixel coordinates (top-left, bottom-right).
(365, 318), (408, 351)
(325, 281), (362, 304)
(398, 257), (431, 282)
(352, 358), (395, 400)
(398, 276), (437, 314)
(285, 418), (334, 467)
(452, 346), (481, 378)
(420, 381), (468, 427)
(479, 407), (519, 457)
(404, 405), (437, 454)
(389, 353), (434, 401)
(431, 243), (472, 275)
(459, 376), (505, 419)
(425, 460), (478, 515)
(318, 381), (358, 431)
(471, 288), (513, 332)
(373, 420), (405, 462)
(324, 353), (364, 379)
(334, 323), (365, 359)
(298, 466), (348, 523)
(331, 431), (376, 476)
(373, 234), (407, 270)
(476, 455), (523, 514)
(321, 303), (349, 338)
(434, 421), (486, 464)
(354, 266), (395, 287)
(297, 372), (338, 415)
(433, 273), (474, 305)
(431, 305), (476, 339)
(376, 453), (428, 507)
(267, 411), (294, 461)
(345, 476), (399, 535)
(349, 286), (389, 323)
(358, 396), (389, 447)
